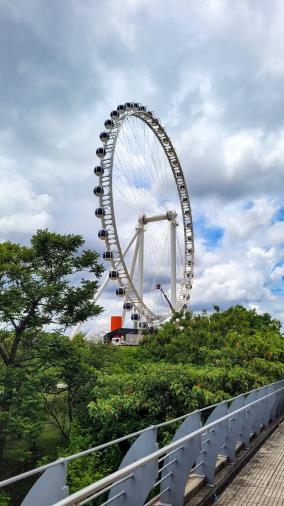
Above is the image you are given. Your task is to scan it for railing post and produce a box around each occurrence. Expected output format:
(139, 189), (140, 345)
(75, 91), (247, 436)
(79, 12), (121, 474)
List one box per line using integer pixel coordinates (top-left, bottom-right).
(220, 394), (245, 464)
(195, 402), (228, 485)
(241, 390), (258, 447)
(107, 427), (158, 506)
(160, 411), (202, 506)
(21, 458), (68, 506)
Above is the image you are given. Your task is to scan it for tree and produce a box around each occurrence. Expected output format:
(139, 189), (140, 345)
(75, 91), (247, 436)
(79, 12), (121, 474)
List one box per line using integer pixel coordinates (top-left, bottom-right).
(0, 229), (104, 461)
(41, 334), (99, 441)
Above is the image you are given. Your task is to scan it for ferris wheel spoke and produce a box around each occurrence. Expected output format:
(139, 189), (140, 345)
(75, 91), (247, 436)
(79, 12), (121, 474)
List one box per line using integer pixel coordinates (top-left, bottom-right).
(113, 152), (145, 213)
(127, 117), (168, 211)
(112, 176), (141, 213)
(143, 124), (169, 207)
(115, 127), (148, 213)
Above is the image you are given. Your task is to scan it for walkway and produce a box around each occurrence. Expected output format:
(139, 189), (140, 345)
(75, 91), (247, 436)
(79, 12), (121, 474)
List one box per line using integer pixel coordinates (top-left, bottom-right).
(216, 421), (284, 505)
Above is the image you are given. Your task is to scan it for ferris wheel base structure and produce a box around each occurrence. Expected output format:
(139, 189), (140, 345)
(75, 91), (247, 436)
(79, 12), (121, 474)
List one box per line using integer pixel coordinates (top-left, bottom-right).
(70, 102), (194, 340)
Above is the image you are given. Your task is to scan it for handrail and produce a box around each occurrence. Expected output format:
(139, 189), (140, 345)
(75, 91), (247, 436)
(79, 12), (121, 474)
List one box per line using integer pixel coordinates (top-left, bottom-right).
(0, 380), (280, 489)
(53, 385), (284, 505)
(0, 426), (153, 489)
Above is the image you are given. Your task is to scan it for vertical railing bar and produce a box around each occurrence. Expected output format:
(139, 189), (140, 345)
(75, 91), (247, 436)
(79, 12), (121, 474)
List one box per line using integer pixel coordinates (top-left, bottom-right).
(159, 458), (177, 473)
(158, 445), (184, 463)
(189, 461), (204, 473)
(79, 474), (134, 505)
(152, 471), (173, 489)
(98, 490), (125, 506)
(144, 486), (170, 506)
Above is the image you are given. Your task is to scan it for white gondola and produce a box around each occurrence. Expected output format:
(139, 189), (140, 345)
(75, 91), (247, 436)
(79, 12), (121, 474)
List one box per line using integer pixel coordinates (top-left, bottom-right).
(110, 110), (120, 120)
(109, 270), (119, 280)
(105, 119), (114, 130)
(98, 230), (108, 240)
(103, 251), (113, 260)
(100, 132), (109, 143)
(139, 322), (148, 329)
(93, 186), (104, 196)
(95, 208), (105, 218)
(131, 313), (140, 321)
(94, 166), (104, 175)
(116, 287), (125, 296)
(123, 302), (133, 311)
(96, 147), (106, 158)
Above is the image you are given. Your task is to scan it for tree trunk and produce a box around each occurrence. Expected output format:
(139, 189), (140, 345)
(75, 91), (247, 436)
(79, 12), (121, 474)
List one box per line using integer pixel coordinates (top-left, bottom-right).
(0, 404), (10, 463)
(0, 365), (14, 463)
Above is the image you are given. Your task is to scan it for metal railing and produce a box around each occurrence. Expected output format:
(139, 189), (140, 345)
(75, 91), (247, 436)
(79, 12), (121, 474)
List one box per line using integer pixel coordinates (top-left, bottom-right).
(1, 380), (284, 506)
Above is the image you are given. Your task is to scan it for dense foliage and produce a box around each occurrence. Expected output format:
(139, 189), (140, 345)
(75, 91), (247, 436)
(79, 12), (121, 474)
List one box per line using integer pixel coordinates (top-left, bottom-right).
(0, 230), (104, 504)
(0, 231), (283, 504)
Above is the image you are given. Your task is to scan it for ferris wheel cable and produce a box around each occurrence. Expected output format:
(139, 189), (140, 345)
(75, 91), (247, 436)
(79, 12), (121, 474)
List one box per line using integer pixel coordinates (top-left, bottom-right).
(123, 118), (150, 199)
(114, 147), (150, 215)
(114, 146), (144, 211)
(142, 122), (169, 206)
(114, 128), (145, 199)
(112, 175), (141, 214)
(116, 133), (155, 213)
(143, 124), (169, 206)
(149, 119), (171, 204)
(131, 117), (162, 204)
(112, 152), (145, 212)
(126, 118), (169, 208)
(112, 199), (140, 211)
(138, 123), (168, 208)
(146, 225), (170, 313)
(118, 120), (150, 210)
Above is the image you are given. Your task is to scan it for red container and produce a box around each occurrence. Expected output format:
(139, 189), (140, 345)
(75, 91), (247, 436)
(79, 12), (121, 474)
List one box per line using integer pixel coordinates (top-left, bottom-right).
(111, 316), (123, 331)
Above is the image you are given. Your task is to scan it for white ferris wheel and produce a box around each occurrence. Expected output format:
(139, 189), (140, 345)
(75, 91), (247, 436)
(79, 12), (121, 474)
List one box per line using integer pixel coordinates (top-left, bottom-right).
(72, 102), (194, 337)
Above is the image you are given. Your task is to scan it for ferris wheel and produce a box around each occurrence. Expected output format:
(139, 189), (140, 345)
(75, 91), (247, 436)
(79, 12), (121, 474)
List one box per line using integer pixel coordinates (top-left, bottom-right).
(71, 102), (194, 337)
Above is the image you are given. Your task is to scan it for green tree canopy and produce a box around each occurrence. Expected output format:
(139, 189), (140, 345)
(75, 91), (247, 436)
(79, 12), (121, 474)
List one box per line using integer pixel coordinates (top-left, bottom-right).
(0, 229), (104, 462)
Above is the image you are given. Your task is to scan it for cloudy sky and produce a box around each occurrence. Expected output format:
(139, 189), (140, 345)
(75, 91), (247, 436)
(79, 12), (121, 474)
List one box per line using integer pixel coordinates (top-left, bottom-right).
(1, 0), (284, 333)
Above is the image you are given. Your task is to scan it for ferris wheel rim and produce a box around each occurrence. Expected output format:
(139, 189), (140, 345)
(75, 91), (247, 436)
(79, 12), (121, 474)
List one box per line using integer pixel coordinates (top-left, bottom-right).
(96, 104), (194, 324)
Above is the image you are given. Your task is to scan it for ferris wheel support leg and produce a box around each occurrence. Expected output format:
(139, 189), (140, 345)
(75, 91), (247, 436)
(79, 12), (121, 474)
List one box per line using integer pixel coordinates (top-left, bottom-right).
(130, 233), (140, 280)
(170, 220), (177, 310)
(70, 275), (110, 339)
(138, 224), (144, 299)
(122, 309), (126, 326)
(70, 230), (140, 339)
(124, 233), (140, 328)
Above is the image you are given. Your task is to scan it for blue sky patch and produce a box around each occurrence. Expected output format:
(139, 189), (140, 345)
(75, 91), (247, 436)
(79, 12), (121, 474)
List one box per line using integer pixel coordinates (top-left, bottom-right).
(272, 207), (284, 223)
(195, 216), (224, 248)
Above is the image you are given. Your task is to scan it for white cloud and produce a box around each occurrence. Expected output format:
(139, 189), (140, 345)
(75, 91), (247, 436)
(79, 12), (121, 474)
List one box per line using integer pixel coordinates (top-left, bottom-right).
(0, 169), (52, 239)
